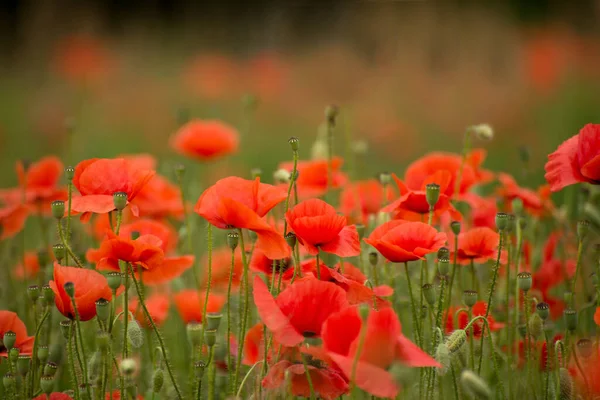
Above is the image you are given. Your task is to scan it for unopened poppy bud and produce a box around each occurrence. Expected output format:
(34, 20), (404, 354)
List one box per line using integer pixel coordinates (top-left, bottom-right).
(51, 200), (65, 220)
(285, 232), (296, 248)
(113, 192), (128, 211)
(28, 285), (40, 303)
(471, 123), (494, 141)
(577, 338), (593, 358)
(273, 168), (291, 184)
(40, 375), (55, 394)
(446, 329), (467, 353)
(529, 313), (543, 339)
(463, 290), (478, 308)
(517, 272), (532, 292)
(65, 166), (75, 181)
(378, 172), (391, 187)
(206, 313), (222, 331)
(186, 322), (203, 347)
(460, 370), (491, 400)
(38, 346), (49, 363)
(368, 252), (378, 266)
(355, 224), (365, 239)
(195, 361), (206, 378)
(120, 358), (137, 376)
(435, 343), (450, 376)
(577, 220), (590, 241)
(438, 257), (450, 276)
(495, 212), (508, 231)
(60, 320), (72, 339)
(127, 319), (143, 349)
(63, 281), (75, 298)
(563, 291), (574, 305)
(559, 367), (573, 400)
(107, 272), (122, 291)
(564, 309), (577, 332)
(3, 373), (15, 391)
(437, 247), (449, 260)
(44, 362), (58, 377)
(17, 355), (30, 375)
(423, 284), (436, 306)
(450, 221), (461, 235)
(426, 183), (440, 208)
(227, 231), (239, 251)
(52, 244), (66, 262)
(96, 331), (110, 352)
(3, 331), (16, 351)
(250, 168), (262, 179)
(288, 136), (300, 152)
(95, 299), (110, 323)
(204, 329), (217, 347)
(512, 199), (524, 215)
(536, 302), (550, 320)
(152, 369), (164, 393)
(325, 104), (339, 125)
(42, 284), (54, 305)
(88, 352), (102, 382)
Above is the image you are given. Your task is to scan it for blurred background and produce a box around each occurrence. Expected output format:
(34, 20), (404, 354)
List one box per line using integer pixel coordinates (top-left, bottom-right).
(0, 0), (599, 188)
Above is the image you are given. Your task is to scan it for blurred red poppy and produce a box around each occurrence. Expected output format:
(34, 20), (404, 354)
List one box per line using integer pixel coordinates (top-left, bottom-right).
(128, 292), (170, 328)
(365, 220), (446, 263)
(279, 157), (348, 199)
(339, 179), (394, 223)
(451, 227), (503, 265)
(323, 306), (439, 398)
(33, 394), (73, 400)
(184, 54), (238, 100)
(545, 123), (600, 192)
(49, 263), (113, 321)
(0, 311), (34, 357)
(53, 35), (113, 85)
(445, 301), (504, 337)
(201, 246), (245, 291)
(130, 174), (185, 219)
(497, 173), (553, 216)
(71, 158), (155, 221)
(14, 251), (41, 280)
(253, 276), (349, 347)
(173, 290), (226, 324)
(286, 199), (360, 257)
(0, 203), (29, 239)
(170, 120), (239, 162)
(195, 176), (289, 259)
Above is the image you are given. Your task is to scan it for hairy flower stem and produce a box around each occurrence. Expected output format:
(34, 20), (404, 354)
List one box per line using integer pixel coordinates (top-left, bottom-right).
(283, 149), (299, 235)
(571, 239), (584, 306)
(445, 234), (460, 322)
(70, 297), (90, 397)
(58, 221), (83, 267)
(524, 290), (532, 396)
(129, 265), (183, 399)
(404, 262), (422, 347)
(68, 323), (81, 400)
(478, 230), (504, 374)
(29, 307), (50, 397)
(226, 240), (235, 388)
(207, 346), (216, 400)
(301, 352), (316, 400)
(427, 277), (446, 400)
(233, 228), (251, 393)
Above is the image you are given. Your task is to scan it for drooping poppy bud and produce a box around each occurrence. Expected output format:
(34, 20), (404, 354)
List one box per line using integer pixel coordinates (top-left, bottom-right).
(423, 284), (436, 306)
(446, 329), (467, 354)
(152, 369), (164, 393)
(460, 370), (491, 400)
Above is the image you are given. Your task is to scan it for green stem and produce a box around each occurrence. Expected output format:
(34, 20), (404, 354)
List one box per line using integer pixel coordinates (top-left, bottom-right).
(70, 297), (90, 394)
(301, 353), (316, 400)
(316, 251), (321, 280)
(226, 243), (235, 388)
(58, 221), (83, 267)
(197, 223), (214, 355)
(68, 323), (81, 400)
(571, 240), (584, 306)
(468, 307), (475, 370)
(404, 262), (421, 347)
(524, 290), (532, 396)
(207, 346), (216, 400)
(283, 150), (299, 235)
(29, 307), (50, 397)
(233, 228), (251, 393)
(350, 325), (367, 399)
(237, 361), (263, 398)
(66, 180), (73, 265)
(445, 234), (459, 322)
(115, 209), (123, 236)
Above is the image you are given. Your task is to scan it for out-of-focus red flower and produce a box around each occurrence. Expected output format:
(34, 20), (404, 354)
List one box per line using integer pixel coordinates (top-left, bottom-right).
(339, 179), (394, 223)
(14, 251), (41, 280)
(130, 174), (184, 219)
(279, 157), (348, 199)
(246, 52), (289, 103)
(570, 345), (600, 395)
(184, 54), (238, 100)
(195, 176), (289, 259)
(545, 123), (600, 192)
(33, 393), (73, 400)
(128, 293), (170, 328)
(595, 307), (600, 326)
(365, 220), (446, 263)
(0, 203), (29, 239)
(497, 173), (553, 216)
(104, 391), (143, 400)
(522, 30), (568, 95)
(253, 276), (349, 347)
(445, 301), (504, 337)
(49, 263), (113, 321)
(0, 310), (34, 357)
(323, 306), (439, 398)
(53, 35), (113, 84)
(201, 247), (245, 291)
(173, 290), (225, 324)
(462, 193), (498, 230)
(286, 199), (360, 257)
(451, 227), (504, 265)
(71, 158), (155, 221)
(170, 120), (239, 162)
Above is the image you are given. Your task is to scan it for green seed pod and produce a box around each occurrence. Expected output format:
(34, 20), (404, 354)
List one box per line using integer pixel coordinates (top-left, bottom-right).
(536, 302), (550, 321)
(438, 257), (450, 276)
(559, 367), (573, 400)
(437, 247), (450, 260)
(3, 373), (16, 391)
(107, 272), (122, 291)
(285, 232), (296, 248)
(51, 200), (65, 220)
(17, 356), (30, 376)
(426, 183), (441, 208)
(435, 343), (450, 376)
(37, 345), (49, 363)
(577, 220), (590, 241)
(195, 361), (206, 379)
(529, 313), (543, 340)
(368, 252), (378, 267)
(127, 319), (144, 349)
(446, 330), (467, 354)
(186, 322), (203, 347)
(206, 313), (222, 331)
(40, 375), (55, 394)
(112, 192), (128, 211)
(288, 136), (300, 152)
(577, 338), (593, 358)
(463, 290), (478, 308)
(27, 285), (40, 303)
(422, 284), (436, 306)
(65, 166), (75, 181)
(60, 320), (72, 340)
(564, 309), (577, 332)
(95, 298), (110, 323)
(52, 244), (66, 262)
(460, 370), (491, 400)
(204, 329), (217, 347)
(227, 231), (239, 251)
(152, 369), (164, 393)
(8, 348), (19, 363)
(495, 212), (508, 231)
(43, 362), (58, 377)
(3, 331), (16, 351)
(517, 272), (532, 292)
(63, 282), (75, 299)
(450, 221), (461, 235)
(42, 284), (55, 305)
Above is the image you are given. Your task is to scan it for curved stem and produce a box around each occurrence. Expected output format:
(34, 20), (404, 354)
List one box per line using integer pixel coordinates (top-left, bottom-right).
(57, 221), (83, 267)
(236, 361), (263, 398)
(301, 353), (316, 400)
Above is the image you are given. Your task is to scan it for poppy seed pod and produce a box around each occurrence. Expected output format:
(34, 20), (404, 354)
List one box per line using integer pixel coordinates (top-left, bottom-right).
(528, 314), (543, 339)
(446, 329), (467, 354)
(60, 320), (72, 339)
(423, 284), (436, 306)
(17, 356), (30, 376)
(517, 272), (532, 292)
(512, 198), (524, 215)
(564, 309), (577, 332)
(40, 375), (55, 394)
(52, 244), (66, 262)
(378, 172), (391, 187)
(65, 166), (75, 181)
(3, 373), (15, 391)
(368, 252), (378, 267)
(204, 329), (217, 347)
(43, 362), (58, 377)
(437, 247), (450, 260)
(450, 221), (461, 235)
(288, 136), (300, 152)
(63, 282), (75, 299)
(206, 313), (222, 331)
(438, 257), (450, 276)
(27, 285), (40, 303)
(463, 290), (478, 308)
(461, 370), (491, 400)
(577, 338), (593, 358)
(51, 200), (65, 220)
(536, 302), (550, 320)
(37, 346), (49, 363)
(285, 232), (297, 248)
(42, 285), (54, 305)
(227, 231), (239, 251)
(495, 212), (508, 231)
(195, 361), (206, 379)
(186, 322), (203, 347)
(3, 331), (16, 351)
(112, 192), (128, 211)
(426, 183), (441, 208)
(107, 272), (122, 291)
(577, 220), (590, 241)
(250, 167), (262, 179)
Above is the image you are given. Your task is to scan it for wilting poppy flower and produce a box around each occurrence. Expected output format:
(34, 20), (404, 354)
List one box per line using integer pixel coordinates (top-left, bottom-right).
(170, 119), (239, 162)
(173, 290), (226, 324)
(286, 199), (360, 257)
(0, 203), (29, 239)
(195, 176), (289, 259)
(382, 173), (461, 222)
(279, 157), (348, 199)
(70, 158), (155, 221)
(49, 263), (113, 321)
(545, 123), (600, 191)
(33, 394), (73, 400)
(14, 251), (41, 280)
(0, 311), (35, 356)
(445, 301), (504, 337)
(323, 306), (439, 398)
(339, 179), (394, 223)
(128, 293), (170, 328)
(365, 220), (446, 263)
(451, 227), (503, 265)
(253, 276), (349, 347)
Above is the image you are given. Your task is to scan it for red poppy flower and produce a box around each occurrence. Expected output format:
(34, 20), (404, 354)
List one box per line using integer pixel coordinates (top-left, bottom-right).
(14, 251), (41, 280)
(339, 179), (394, 223)
(70, 158), (155, 221)
(243, 323), (266, 366)
(323, 306), (439, 398)
(365, 220), (446, 263)
(286, 199), (360, 257)
(49, 263), (114, 321)
(173, 290), (226, 324)
(445, 301), (504, 337)
(250, 247), (297, 280)
(128, 293), (169, 328)
(184, 54), (238, 100)
(246, 52), (289, 102)
(201, 247), (245, 291)
(0, 203), (29, 239)
(497, 173), (552, 216)
(54, 35), (113, 84)
(279, 157), (348, 199)
(0, 311), (34, 357)
(253, 276), (349, 347)
(104, 391), (143, 400)
(33, 394), (73, 400)
(195, 176), (289, 259)
(462, 193), (498, 230)
(129, 173), (184, 219)
(382, 173), (461, 222)
(170, 119), (239, 162)
(451, 227), (504, 265)
(545, 124), (600, 191)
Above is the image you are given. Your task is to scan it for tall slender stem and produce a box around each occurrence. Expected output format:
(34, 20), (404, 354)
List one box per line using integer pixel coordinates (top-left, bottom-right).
(233, 228), (251, 393)
(226, 241), (235, 388)
(404, 262), (421, 347)
(66, 180), (73, 265)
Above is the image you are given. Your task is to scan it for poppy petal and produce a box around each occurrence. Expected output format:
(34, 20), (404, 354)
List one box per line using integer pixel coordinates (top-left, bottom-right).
(328, 352), (399, 398)
(320, 225), (361, 257)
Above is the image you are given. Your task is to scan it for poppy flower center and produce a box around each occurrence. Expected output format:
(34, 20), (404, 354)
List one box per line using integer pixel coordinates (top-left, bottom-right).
(303, 331), (317, 338)
(273, 259), (291, 273)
